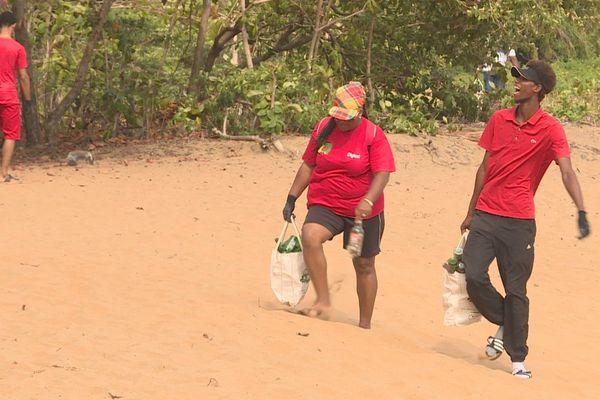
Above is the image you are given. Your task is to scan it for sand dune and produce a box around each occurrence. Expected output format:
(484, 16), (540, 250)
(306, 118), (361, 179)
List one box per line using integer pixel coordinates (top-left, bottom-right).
(1, 125), (599, 399)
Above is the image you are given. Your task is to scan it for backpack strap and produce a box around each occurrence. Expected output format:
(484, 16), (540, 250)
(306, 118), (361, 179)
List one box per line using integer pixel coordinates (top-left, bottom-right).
(365, 119), (377, 148)
(315, 116), (332, 137)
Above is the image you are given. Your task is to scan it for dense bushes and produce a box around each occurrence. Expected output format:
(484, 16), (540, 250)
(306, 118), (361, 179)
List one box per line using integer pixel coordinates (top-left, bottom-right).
(197, 56), (600, 136)
(11, 1), (600, 142)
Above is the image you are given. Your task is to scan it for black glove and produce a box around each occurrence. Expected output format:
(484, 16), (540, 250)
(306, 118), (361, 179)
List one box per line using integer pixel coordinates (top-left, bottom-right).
(578, 210), (590, 239)
(282, 194), (297, 222)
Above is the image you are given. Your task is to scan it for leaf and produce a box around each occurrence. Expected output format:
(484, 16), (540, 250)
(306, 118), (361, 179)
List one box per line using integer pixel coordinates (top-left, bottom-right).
(286, 104), (303, 112)
(246, 90), (264, 97)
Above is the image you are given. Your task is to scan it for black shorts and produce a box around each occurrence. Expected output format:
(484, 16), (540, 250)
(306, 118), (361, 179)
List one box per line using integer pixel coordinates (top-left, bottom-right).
(304, 205), (385, 257)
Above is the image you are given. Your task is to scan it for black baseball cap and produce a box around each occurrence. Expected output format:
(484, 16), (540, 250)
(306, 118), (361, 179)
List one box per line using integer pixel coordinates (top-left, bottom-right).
(511, 66), (542, 86)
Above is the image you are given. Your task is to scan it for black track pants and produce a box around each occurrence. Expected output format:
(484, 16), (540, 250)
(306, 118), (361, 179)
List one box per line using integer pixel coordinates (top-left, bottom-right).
(463, 211), (536, 362)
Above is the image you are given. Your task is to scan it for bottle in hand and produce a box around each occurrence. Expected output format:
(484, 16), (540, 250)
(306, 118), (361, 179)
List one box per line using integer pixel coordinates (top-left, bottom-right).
(347, 220), (364, 258)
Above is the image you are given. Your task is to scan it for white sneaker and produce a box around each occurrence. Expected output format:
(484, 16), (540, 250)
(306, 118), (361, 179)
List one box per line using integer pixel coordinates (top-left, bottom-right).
(512, 369), (532, 379)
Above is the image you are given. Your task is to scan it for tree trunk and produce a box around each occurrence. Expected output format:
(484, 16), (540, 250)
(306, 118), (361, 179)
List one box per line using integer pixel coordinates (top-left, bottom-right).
(41, 4), (54, 126)
(252, 31), (312, 66)
(161, 0), (183, 66)
(231, 34), (239, 66)
(204, 21), (243, 73)
(307, 0), (324, 68)
(13, 0), (41, 146)
(142, 0), (183, 137)
(239, 0), (253, 69)
(203, 1), (275, 73)
(366, 16), (375, 112)
(312, 0), (331, 66)
(44, 0), (114, 148)
(188, 0), (212, 98)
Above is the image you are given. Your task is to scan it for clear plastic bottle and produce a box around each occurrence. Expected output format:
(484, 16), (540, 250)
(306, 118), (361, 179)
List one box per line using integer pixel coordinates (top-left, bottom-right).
(347, 220), (364, 258)
(454, 246), (465, 273)
(454, 246), (463, 261)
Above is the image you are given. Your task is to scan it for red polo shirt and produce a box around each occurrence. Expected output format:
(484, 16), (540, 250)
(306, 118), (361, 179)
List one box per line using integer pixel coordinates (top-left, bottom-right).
(0, 37), (27, 105)
(302, 117), (396, 218)
(476, 107), (570, 219)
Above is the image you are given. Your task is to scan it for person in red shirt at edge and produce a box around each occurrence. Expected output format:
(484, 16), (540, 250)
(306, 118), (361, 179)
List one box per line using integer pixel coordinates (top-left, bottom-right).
(282, 82), (395, 329)
(0, 11), (31, 182)
(460, 60), (590, 379)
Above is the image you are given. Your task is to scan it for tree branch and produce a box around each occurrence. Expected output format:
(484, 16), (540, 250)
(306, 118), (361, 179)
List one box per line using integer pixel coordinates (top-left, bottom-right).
(44, 0), (114, 146)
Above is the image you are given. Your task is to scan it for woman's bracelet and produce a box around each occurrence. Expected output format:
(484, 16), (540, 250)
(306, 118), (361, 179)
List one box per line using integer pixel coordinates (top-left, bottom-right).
(362, 198), (374, 207)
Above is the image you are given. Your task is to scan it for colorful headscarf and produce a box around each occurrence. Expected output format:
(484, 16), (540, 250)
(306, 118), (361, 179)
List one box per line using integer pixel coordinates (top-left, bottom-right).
(328, 81), (366, 120)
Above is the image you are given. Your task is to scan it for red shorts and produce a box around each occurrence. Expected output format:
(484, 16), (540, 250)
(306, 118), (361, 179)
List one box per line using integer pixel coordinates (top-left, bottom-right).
(0, 103), (22, 141)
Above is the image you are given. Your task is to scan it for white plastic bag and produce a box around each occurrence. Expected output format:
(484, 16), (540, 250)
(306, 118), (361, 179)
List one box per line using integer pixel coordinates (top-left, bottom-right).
(270, 217), (310, 306)
(442, 232), (482, 326)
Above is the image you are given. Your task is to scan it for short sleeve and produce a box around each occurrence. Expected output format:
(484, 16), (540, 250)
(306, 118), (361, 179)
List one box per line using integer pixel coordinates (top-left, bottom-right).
(302, 117), (330, 166)
(479, 113), (497, 151)
(550, 123), (570, 159)
(369, 126), (395, 173)
(17, 45), (27, 69)
(508, 49), (516, 57)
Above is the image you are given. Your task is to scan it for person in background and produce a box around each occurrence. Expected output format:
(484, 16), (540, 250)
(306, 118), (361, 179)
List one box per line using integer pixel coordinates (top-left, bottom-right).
(508, 48), (532, 69)
(0, 11), (30, 182)
(282, 82), (396, 329)
(461, 60), (590, 379)
(483, 48), (520, 92)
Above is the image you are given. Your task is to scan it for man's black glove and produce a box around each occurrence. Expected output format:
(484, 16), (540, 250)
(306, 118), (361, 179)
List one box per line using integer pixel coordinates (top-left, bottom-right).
(578, 210), (590, 239)
(282, 194), (297, 222)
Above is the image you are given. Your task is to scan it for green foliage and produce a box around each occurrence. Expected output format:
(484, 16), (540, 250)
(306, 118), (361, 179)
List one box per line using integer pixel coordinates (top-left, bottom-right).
(465, 56), (600, 125)
(171, 95), (204, 133)
(544, 57), (600, 124)
(19, 0), (600, 143)
(197, 59), (332, 135)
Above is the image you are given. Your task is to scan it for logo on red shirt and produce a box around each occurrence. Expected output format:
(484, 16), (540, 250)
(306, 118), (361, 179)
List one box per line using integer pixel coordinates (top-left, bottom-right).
(318, 142), (332, 155)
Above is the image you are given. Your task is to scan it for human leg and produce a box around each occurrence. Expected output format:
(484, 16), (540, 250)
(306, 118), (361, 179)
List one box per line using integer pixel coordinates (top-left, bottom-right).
(301, 222), (334, 313)
(490, 74), (504, 90)
(495, 218), (536, 364)
(463, 212), (504, 326)
(483, 71), (492, 93)
(352, 256), (377, 329)
(302, 206), (344, 315)
(0, 104), (22, 179)
(2, 139), (16, 178)
(344, 213), (384, 328)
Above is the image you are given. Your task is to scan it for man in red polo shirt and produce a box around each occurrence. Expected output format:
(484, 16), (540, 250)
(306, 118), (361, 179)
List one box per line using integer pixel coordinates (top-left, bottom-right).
(0, 11), (31, 182)
(460, 60), (590, 379)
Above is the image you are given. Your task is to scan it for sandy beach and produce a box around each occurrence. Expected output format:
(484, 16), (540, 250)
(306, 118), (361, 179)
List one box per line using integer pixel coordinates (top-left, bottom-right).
(1, 125), (599, 399)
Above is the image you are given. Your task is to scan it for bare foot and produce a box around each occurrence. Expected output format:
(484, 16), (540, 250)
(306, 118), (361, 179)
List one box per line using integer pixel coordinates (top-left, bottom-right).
(2, 174), (19, 183)
(298, 304), (331, 320)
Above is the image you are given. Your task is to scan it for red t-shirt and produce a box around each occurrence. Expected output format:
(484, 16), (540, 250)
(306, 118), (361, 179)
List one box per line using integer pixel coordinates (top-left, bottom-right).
(0, 37), (28, 105)
(302, 117), (396, 218)
(477, 107), (570, 219)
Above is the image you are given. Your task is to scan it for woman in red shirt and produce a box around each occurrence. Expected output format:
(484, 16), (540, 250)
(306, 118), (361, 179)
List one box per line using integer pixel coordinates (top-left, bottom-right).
(282, 82), (395, 329)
